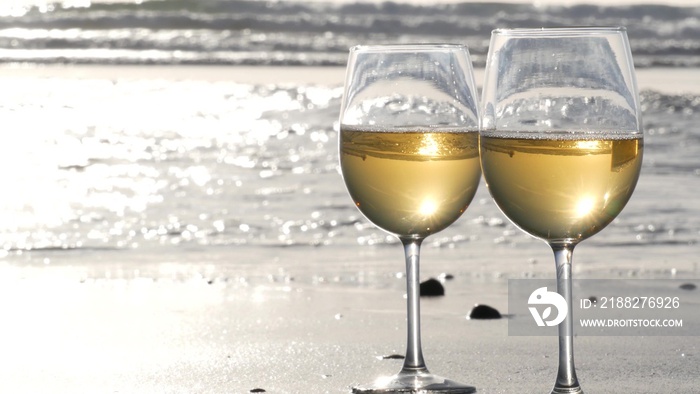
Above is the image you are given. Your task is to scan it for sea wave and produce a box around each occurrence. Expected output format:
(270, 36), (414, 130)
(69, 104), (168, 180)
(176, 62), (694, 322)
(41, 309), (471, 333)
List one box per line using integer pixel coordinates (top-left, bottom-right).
(0, 0), (699, 66)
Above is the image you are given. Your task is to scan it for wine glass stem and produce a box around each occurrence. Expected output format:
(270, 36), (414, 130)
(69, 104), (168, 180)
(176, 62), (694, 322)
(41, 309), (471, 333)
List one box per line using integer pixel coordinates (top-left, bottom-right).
(400, 237), (429, 374)
(551, 244), (583, 394)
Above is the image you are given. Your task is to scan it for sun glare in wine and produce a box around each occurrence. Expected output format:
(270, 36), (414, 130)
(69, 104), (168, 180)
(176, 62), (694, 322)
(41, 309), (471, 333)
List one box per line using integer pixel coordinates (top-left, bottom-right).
(419, 199), (438, 216)
(574, 196), (595, 218)
(418, 133), (440, 156)
(575, 140), (601, 150)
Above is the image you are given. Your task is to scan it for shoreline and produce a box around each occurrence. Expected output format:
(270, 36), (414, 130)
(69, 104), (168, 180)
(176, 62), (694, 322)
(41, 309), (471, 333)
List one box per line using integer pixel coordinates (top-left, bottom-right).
(2, 63), (700, 94)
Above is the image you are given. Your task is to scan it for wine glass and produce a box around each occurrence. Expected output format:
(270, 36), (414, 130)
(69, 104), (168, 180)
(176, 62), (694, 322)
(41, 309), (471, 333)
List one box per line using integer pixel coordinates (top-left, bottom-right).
(338, 44), (481, 393)
(480, 27), (643, 393)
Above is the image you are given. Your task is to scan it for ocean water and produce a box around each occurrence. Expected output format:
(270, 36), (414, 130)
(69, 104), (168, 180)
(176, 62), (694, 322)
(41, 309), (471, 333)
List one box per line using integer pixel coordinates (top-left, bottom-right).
(1, 0), (699, 67)
(0, 0), (698, 278)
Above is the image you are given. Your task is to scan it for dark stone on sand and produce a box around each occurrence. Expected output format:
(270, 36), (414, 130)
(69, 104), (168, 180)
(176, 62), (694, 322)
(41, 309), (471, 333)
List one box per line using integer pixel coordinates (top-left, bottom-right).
(679, 283), (697, 290)
(468, 304), (502, 320)
(420, 278), (444, 296)
(250, 389), (266, 393)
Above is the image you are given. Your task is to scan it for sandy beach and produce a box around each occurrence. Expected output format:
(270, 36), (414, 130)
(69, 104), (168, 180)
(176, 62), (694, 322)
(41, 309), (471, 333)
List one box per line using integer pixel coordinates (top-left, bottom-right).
(0, 64), (698, 393)
(1, 246), (698, 393)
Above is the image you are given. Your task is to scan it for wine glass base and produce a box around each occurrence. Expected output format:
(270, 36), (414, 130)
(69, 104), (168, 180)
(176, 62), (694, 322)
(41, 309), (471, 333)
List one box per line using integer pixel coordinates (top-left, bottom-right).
(352, 371), (476, 393)
(551, 387), (583, 394)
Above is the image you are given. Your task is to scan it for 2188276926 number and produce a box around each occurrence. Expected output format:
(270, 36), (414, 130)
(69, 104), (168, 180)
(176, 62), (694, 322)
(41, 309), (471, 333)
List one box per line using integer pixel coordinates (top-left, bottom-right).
(596, 296), (681, 309)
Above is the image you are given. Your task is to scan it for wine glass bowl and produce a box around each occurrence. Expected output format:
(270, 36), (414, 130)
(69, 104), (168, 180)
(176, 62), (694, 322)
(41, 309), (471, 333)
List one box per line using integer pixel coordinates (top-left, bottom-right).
(341, 129), (481, 238)
(339, 44), (480, 393)
(480, 27), (643, 394)
(479, 136), (642, 243)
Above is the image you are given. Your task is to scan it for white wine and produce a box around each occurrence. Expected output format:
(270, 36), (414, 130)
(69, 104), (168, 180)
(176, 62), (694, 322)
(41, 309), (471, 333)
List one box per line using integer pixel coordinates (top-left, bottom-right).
(340, 129), (481, 237)
(480, 134), (643, 243)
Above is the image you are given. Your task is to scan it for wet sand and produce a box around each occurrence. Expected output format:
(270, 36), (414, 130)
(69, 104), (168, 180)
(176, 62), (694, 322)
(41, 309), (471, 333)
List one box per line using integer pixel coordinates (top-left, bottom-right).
(0, 248), (698, 393)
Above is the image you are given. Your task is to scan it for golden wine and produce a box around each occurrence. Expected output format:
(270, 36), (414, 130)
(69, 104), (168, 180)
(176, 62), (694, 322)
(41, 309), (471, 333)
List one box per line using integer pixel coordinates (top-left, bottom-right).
(340, 129), (481, 237)
(480, 134), (643, 243)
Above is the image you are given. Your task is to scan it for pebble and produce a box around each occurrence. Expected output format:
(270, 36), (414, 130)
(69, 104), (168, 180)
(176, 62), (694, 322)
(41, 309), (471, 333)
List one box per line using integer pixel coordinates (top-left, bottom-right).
(438, 272), (455, 281)
(468, 304), (502, 320)
(250, 389), (266, 393)
(420, 278), (444, 296)
(679, 283), (696, 290)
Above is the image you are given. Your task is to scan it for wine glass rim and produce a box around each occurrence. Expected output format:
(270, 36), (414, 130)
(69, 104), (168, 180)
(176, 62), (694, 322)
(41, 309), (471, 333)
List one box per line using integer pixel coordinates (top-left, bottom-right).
(492, 26), (627, 36)
(349, 43), (469, 52)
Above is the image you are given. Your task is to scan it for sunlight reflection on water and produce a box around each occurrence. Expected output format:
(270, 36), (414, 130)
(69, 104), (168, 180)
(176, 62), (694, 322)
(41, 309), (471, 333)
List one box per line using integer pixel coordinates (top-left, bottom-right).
(0, 71), (697, 277)
(0, 74), (347, 251)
